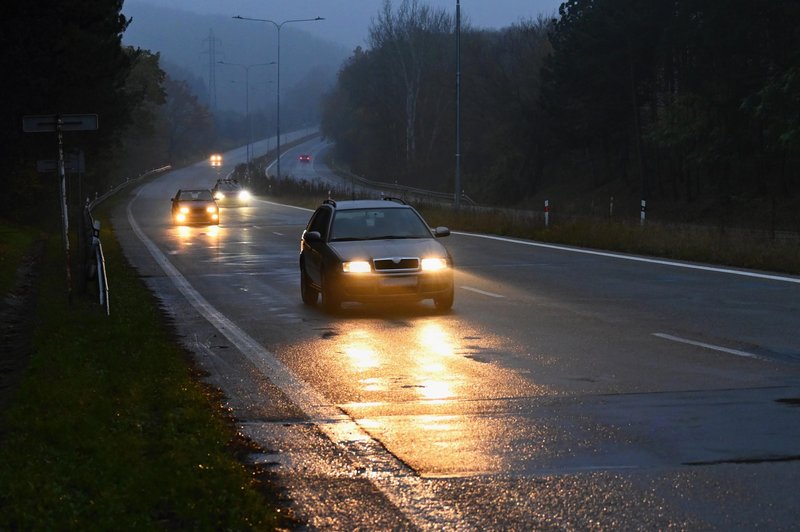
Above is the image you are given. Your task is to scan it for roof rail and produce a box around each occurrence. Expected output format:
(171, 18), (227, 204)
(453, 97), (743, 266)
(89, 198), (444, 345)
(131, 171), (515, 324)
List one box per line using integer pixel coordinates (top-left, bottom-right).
(382, 196), (407, 205)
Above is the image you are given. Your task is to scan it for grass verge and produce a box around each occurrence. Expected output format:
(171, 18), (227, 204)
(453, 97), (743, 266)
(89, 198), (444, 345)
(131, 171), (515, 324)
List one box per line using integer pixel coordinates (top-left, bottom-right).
(0, 211), (293, 529)
(415, 203), (800, 276)
(0, 221), (41, 294)
(260, 189), (800, 275)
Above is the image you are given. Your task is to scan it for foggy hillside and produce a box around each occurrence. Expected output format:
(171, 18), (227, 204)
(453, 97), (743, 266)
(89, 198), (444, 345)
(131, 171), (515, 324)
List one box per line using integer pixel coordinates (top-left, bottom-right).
(122, 0), (351, 114)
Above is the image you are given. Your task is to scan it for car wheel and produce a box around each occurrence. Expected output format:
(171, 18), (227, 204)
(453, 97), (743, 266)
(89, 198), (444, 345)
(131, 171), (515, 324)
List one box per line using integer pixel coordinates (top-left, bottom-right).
(320, 270), (341, 313)
(300, 264), (318, 305)
(433, 287), (454, 312)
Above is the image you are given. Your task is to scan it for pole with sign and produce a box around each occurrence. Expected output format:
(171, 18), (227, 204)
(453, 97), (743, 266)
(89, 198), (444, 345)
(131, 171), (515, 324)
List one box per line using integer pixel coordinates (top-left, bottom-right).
(23, 113), (98, 301)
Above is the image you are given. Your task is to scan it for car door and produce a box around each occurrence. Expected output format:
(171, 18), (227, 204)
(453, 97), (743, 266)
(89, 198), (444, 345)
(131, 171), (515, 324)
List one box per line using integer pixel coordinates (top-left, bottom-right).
(302, 206), (332, 286)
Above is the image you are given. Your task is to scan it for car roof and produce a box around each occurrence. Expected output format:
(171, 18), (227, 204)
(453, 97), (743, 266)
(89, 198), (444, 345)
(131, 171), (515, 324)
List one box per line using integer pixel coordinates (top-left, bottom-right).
(324, 199), (410, 211)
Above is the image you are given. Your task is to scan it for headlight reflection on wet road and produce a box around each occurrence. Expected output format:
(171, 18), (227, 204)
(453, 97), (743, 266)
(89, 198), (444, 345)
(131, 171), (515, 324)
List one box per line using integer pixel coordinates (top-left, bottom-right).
(319, 316), (547, 477)
(414, 323), (457, 402)
(344, 329), (381, 372)
(171, 224), (223, 255)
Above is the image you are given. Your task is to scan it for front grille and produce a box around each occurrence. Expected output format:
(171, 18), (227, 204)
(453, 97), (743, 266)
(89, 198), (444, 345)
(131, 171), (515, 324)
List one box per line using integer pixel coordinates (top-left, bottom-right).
(373, 257), (419, 272)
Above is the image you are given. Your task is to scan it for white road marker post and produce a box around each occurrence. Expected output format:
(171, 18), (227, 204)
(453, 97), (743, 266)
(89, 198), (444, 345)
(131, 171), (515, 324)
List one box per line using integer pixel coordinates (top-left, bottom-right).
(640, 199), (646, 226)
(544, 199), (550, 228)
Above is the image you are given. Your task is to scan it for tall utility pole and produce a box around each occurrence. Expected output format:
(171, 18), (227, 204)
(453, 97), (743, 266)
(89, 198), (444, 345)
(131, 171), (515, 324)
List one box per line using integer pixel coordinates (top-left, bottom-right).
(201, 29), (222, 112)
(454, 0), (462, 209)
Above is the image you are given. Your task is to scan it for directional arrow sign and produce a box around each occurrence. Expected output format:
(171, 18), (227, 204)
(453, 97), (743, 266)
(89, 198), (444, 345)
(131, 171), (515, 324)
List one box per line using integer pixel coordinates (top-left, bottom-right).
(23, 114), (99, 133)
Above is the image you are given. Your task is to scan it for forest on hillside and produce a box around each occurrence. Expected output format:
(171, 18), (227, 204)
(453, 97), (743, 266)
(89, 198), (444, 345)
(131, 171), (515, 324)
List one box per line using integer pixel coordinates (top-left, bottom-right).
(321, 0), (800, 227)
(0, 1), (332, 223)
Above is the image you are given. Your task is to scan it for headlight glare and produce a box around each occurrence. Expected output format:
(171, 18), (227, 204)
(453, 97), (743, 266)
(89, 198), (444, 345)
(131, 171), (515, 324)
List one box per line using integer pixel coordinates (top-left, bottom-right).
(343, 260), (371, 273)
(239, 190), (251, 201)
(206, 206), (218, 213)
(421, 257), (448, 271)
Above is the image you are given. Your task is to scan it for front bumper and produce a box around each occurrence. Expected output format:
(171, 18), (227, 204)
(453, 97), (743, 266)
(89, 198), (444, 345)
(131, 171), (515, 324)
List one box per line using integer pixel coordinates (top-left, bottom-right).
(173, 211), (219, 225)
(333, 270), (453, 303)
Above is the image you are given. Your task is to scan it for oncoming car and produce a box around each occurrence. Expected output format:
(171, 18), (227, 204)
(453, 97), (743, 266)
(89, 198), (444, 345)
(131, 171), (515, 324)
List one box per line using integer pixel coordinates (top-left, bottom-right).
(299, 198), (454, 312)
(212, 178), (251, 206)
(171, 189), (219, 225)
(298, 154), (312, 163)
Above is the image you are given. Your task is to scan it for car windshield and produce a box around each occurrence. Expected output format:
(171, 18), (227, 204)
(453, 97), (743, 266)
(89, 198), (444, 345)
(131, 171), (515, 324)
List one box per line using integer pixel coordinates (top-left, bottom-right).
(330, 208), (431, 241)
(216, 181), (241, 191)
(178, 190), (213, 201)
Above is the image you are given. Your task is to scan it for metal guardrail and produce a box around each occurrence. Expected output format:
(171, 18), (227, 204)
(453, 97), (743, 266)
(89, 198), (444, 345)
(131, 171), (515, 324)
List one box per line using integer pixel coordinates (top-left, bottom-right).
(82, 165), (172, 315)
(330, 164), (477, 206)
(82, 217), (110, 315)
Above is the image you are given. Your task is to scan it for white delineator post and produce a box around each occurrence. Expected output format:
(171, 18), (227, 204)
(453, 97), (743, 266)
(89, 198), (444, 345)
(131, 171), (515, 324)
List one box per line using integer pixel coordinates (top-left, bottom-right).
(544, 199), (550, 227)
(640, 199), (647, 225)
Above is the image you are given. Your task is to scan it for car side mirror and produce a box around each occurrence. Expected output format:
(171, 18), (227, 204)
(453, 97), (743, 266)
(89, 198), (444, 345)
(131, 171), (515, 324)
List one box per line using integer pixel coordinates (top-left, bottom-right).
(433, 226), (450, 237)
(303, 230), (322, 242)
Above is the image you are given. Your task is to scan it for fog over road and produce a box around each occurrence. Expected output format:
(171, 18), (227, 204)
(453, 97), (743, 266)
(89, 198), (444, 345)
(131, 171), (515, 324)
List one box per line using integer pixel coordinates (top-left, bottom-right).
(112, 137), (800, 529)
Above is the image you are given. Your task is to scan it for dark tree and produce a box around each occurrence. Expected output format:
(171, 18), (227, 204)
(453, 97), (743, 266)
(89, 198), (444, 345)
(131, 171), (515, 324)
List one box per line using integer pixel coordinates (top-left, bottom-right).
(0, 0), (133, 220)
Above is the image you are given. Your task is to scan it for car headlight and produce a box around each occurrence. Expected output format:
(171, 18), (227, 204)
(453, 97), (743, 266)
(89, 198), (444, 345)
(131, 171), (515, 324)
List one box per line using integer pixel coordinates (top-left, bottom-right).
(179, 206), (190, 214)
(214, 192), (225, 200)
(343, 260), (371, 273)
(206, 206), (218, 213)
(421, 258), (448, 271)
(238, 190), (251, 201)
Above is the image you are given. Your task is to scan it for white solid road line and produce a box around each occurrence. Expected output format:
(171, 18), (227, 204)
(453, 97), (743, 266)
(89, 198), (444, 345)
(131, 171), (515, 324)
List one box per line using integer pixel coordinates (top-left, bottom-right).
(653, 333), (766, 361)
(126, 188), (448, 529)
(454, 232), (800, 285)
(461, 285), (505, 298)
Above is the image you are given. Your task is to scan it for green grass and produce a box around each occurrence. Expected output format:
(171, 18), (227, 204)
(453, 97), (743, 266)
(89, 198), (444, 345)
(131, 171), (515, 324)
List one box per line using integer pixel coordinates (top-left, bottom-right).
(0, 221), (41, 295)
(415, 203), (800, 275)
(0, 211), (293, 530)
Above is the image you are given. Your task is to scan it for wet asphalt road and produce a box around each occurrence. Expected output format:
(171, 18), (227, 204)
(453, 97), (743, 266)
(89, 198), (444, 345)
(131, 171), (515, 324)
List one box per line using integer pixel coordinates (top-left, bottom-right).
(112, 137), (800, 529)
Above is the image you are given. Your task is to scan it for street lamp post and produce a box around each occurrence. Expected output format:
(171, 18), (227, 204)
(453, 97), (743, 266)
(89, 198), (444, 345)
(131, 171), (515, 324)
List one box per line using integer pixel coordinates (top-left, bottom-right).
(217, 61), (272, 175)
(454, 0), (462, 209)
(233, 15), (324, 180)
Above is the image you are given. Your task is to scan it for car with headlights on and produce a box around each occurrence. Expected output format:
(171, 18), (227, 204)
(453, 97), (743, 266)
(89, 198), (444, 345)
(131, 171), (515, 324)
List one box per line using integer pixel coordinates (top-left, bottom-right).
(299, 197), (454, 312)
(298, 154), (312, 163)
(171, 189), (219, 225)
(212, 178), (251, 206)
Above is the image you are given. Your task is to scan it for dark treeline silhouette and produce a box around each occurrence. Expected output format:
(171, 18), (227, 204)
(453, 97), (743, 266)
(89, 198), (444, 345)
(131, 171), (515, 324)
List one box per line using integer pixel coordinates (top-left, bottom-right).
(321, 0), (800, 228)
(1, 1), (216, 222)
(0, 1), (334, 224)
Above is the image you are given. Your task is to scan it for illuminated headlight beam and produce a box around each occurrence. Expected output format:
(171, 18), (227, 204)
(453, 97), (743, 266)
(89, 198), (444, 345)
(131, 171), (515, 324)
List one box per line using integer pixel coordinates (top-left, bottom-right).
(421, 257), (448, 271)
(343, 260), (371, 273)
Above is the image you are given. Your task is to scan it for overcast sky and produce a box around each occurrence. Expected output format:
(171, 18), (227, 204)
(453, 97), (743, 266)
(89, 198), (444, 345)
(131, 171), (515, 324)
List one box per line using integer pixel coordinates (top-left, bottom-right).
(131, 0), (564, 49)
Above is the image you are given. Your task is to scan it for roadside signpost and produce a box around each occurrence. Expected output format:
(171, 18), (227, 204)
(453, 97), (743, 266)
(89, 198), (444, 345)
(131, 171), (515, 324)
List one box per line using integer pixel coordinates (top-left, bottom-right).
(37, 151), (84, 173)
(23, 113), (98, 301)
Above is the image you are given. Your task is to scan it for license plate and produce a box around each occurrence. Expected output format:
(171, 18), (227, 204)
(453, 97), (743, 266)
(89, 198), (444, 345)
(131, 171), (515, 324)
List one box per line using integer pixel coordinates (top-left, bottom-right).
(381, 276), (417, 288)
